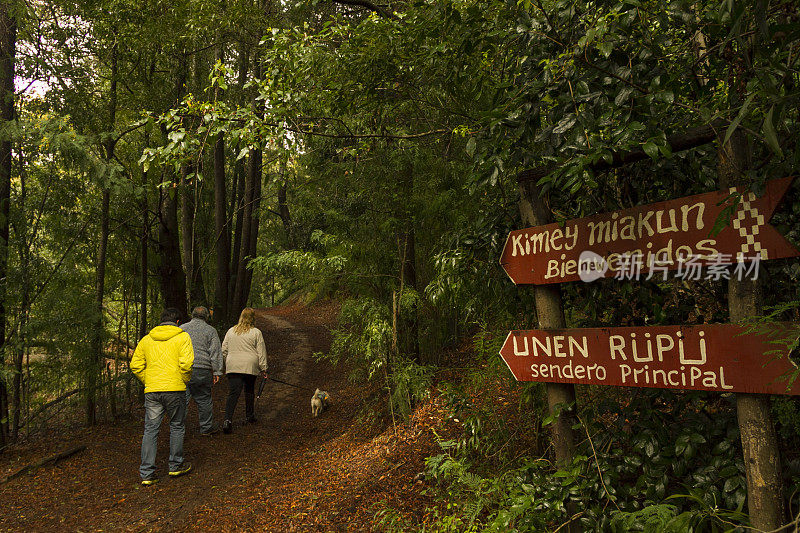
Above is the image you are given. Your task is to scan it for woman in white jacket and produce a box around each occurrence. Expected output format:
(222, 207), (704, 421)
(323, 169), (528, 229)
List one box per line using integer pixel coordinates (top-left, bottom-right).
(221, 308), (268, 433)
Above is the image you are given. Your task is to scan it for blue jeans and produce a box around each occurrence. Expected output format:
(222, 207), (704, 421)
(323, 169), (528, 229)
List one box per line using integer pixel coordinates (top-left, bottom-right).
(186, 368), (214, 432)
(140, 391), (187, 480)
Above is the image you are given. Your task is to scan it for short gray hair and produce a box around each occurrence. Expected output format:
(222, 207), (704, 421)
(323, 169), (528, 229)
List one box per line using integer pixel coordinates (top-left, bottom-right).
(191, 306), (210, 321)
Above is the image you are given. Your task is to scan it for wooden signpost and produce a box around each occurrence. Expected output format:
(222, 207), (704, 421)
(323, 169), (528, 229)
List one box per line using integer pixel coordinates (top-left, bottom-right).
(505, 171), (798, 530)
(499, 324), (800, 395)
(500, 177), (798, 285)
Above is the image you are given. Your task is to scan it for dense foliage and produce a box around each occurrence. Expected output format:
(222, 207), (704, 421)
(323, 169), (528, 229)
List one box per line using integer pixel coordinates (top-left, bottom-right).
(1, 0), (799, 529)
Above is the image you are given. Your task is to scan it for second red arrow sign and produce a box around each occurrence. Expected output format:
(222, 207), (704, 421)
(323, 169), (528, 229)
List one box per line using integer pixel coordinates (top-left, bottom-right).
(499, 324), (800, 395)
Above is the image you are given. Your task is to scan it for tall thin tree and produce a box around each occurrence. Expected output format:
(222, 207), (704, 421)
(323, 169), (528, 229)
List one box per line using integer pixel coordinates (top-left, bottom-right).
(213, 42), (230, 324)
(87, 31), (117, 426)
(157, 51), (189, 314)
(232, 59), (262, 316)
(0, 0), (18, 444)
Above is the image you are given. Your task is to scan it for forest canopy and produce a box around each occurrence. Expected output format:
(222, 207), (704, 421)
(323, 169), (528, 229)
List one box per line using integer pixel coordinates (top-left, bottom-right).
(1, 0), (800, 529)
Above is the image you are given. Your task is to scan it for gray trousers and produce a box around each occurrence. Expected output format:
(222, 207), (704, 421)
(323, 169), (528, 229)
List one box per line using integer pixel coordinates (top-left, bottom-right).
(140, 391), (186, 480)
(186, 367), (214, 432)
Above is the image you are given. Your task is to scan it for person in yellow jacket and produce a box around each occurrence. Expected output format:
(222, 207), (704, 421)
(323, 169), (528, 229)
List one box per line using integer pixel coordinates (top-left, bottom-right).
(130, 307), (195, 485)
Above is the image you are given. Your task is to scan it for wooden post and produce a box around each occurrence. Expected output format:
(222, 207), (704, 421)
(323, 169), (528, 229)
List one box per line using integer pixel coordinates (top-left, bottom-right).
(518, 177), (578, 530)
(718, 130), (785, 529)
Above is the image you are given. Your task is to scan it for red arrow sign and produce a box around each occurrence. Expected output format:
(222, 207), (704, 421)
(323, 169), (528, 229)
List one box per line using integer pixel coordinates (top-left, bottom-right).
(499, 324), (800, 395)
(500, 177), (798, 285)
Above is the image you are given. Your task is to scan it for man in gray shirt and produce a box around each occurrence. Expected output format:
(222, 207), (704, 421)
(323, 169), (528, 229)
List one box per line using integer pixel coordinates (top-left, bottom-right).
(180, 306), (223, 435)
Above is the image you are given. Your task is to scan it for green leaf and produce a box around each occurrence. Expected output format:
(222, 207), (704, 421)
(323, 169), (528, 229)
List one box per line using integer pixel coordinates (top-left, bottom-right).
(762, 106), (783, 157)
(642, 141), (659, 160)
(689, 433), (706, 445)
(675, 434), (690, 456)
(615, 87), (633, 106)
(711, 193), (740, 237)
(553, 115), (577, 134)
(713, 440), (733, 455)
(466, 137), (476, 157)
(723, 93), (755, 146)
(644, 440), (656, 458)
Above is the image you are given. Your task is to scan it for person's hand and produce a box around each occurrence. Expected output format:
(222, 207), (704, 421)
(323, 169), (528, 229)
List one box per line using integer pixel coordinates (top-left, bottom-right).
(261, 371), (268, 379)
(213, 375), (220, 385)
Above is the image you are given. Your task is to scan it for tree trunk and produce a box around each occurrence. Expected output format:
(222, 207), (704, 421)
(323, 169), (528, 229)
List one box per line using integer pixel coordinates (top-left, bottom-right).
(242, 156), (262, 306)
(227, 44), (250, 320)
(396, 161), (420, 363)
(718, 129), (785, 530)
(0, 0), (17, 446)
(180, 162), (206, 307)
(157, 52), (189, 316)
(181, 48), (208, 309)
(11, 148), (28, 442)
(232, 57), (262, 316)
(158, 181), (187, 314)
(399, 229), (420, 362)
(518, 176), (578, 532)
(232, 145), (258, 315)
(228, 153), (245, 317)
(517, 178), (576, 462)
(213, 131), (229, 321)
(717, 8), (786, 525)
(277, 174), (293, 247)
(190, 183), (206, 306)
(180, 163), (194, 303)
(139, 59), (156, 340)
(213, 45), (230, 324)
(87, 188), (110, 426)
(140, 138), (149, 340)
(87, 33), (117, 427)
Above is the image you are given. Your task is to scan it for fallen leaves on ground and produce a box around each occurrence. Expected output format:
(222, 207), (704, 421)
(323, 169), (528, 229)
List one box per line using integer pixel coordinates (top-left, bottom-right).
(0, 299), (451, 532)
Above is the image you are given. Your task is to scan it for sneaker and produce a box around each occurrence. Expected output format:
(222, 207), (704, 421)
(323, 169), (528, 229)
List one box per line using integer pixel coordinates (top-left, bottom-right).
(200, 425), (220, 436)
(222, 419), (232, 434)
(141, 477), (159, 486)
(246, 416), (258, 424)
(169, 463), (192, 478)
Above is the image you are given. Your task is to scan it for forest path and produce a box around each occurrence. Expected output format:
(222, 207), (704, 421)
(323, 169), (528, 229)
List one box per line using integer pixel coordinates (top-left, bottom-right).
(0, 300), (430, 532)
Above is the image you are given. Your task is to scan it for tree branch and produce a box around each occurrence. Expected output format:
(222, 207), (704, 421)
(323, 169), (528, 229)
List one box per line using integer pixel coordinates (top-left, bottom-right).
(1, 445), (87, 484)
(333, 0), (397, 20)
(21, 374), (131, 430)
(519, 120), (724, 183)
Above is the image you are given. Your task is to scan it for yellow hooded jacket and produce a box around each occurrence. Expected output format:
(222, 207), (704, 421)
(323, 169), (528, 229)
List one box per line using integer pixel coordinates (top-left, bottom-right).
(130, 324), (194, 393)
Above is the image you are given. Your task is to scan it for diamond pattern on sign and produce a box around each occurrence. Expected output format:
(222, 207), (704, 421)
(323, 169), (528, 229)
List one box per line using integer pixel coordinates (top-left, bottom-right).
(729, 188), (769, 261)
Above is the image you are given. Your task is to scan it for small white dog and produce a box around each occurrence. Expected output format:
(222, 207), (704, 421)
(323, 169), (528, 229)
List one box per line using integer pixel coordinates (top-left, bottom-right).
(311, 389), (330, 417)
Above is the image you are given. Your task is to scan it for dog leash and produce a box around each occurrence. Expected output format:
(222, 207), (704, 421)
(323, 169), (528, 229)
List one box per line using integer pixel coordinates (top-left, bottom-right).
(265, 376), (315, 392)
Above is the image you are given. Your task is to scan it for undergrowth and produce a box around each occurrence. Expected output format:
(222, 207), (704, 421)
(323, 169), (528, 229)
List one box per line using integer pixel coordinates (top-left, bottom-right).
(371, 324), (800, 532)
(316, 297), (434, 420)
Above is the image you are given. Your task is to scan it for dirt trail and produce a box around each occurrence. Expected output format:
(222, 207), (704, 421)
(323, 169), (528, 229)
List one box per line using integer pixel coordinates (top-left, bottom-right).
(257, 313), (315, 425)
(0, 301), (438, 532)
